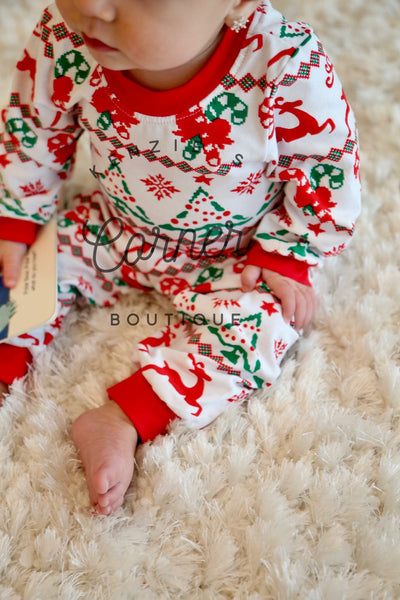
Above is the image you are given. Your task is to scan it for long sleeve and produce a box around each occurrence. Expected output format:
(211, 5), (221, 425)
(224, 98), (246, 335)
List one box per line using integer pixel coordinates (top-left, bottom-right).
(0, 6), (85, 240)
(253, 29), (361, 273)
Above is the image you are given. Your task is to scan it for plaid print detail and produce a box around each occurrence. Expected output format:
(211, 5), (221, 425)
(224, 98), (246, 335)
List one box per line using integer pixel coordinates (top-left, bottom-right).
(10, 94), (20, 107)
(44, 42), (54, 59)
(53, 23), (69, 41)
(52, 24), (83, 48)
(188, 334), (241, 376)
(328, 148), (344, 162)
(70, 32), (84, 47)
(298, 64), (311, 79)
(344, 140), (355, 153)
(182, 263), (195, 273)
(280, 44), (325, 87)
(41, 8), (52, 26)
(160, 156), (174, 168)
(278, 137), (357, 168)
(102, 281), (113, 292)
(17, 151), (32, 163)
(58, 234), (71, 245)
(7, 96), (42, 128)
(222, 72), (267, 93)
(176, 161), (192, 173)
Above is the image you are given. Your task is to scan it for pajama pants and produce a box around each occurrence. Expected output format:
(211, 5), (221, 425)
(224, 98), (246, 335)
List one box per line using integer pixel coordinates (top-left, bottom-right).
(8, 192), (299, 435)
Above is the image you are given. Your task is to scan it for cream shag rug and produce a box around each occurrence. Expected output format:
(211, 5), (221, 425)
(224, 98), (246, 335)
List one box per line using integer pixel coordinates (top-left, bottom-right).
(0, 1), (399, 598)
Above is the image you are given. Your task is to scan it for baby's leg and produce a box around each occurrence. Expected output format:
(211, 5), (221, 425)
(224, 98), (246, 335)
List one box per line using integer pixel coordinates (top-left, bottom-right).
(71, 401), (138, 515)
(1, 194), (143, 509)
(108, 263), (300, 447)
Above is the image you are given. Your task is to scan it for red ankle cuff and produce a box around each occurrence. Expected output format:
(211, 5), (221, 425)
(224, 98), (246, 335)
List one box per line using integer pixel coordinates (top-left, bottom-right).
(107, 369), (178, 443)
(0, 343), (32, 384)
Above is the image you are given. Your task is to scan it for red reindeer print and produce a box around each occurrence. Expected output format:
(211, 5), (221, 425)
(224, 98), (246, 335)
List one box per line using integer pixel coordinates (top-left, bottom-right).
(141, 353), (212, 417)
(140, 326), (177, 353)
(20, 180), (47, 197)
(274, 97), (335, 143)
(274, 339), (288, 360)
(341, 89), (352, 138)
(17, 50), (36, 99)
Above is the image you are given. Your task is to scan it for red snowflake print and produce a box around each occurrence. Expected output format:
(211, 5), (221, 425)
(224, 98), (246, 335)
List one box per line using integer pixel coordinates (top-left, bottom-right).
(274, 339), (288, 360)
(20, 180), (47, 196)
(324, 243), (346, 257)
(273, 205), (292, 227)
(140, 174), (180, 200)
(77, 276), (93, 293)
(231, 170), (263, 195)
(212, 298), (241, 309)
(228, 388), (249, 403)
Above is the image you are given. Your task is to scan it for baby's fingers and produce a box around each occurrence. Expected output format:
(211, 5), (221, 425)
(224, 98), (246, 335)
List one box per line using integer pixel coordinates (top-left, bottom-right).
(271, 280), (314, 331)
(0, 241), (27, 288)
(291, 286), (317, 331)
(279, 285), (296, 326)
(241, 264), (261, 292)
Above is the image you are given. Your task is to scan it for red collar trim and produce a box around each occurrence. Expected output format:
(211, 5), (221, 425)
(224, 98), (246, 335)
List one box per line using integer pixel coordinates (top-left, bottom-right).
(102, 18), (252, 117)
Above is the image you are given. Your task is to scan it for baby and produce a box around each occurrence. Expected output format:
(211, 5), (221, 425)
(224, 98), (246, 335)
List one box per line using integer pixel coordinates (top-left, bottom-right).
(0, 0), (361, 514)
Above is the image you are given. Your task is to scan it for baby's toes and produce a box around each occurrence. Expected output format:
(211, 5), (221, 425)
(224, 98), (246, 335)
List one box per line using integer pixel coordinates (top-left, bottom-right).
(96, 481), (124, 510)
(93, 494), (124, 515)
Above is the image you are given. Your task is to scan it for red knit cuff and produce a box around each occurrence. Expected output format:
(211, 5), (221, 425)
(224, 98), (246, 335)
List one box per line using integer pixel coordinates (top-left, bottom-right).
(0, 343), (32, 384)
(245, 243), (312, 286)
(107, 369), (179, 443)
(0, 217), (38, 245)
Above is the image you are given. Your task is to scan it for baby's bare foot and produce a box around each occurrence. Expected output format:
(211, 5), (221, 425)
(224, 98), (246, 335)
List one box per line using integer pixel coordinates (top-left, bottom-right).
(0, 381), (10, 406)
(71, 401), (138, 515)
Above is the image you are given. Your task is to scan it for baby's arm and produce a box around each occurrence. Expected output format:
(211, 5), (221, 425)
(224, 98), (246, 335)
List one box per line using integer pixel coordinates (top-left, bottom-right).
(0, 240), (27, 288)
(242, 27), (361, 328)
(0, 8), (84, 238)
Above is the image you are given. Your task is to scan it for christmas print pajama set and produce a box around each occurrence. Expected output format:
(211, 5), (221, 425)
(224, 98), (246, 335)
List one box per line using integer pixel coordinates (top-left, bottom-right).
(0, 2), (361, 441)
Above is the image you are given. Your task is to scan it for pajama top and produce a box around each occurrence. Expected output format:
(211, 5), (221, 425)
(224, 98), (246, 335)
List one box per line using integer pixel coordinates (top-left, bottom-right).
(0, 1), (361, 277)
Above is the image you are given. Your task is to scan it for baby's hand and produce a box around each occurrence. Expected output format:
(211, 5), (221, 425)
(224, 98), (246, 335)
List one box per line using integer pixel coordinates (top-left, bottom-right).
(0, 240), (27, 288)
(241, 265), (317, 331)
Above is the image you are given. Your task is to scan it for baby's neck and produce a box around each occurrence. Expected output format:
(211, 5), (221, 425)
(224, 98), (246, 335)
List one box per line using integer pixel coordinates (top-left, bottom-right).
(125, 28), (225, 91)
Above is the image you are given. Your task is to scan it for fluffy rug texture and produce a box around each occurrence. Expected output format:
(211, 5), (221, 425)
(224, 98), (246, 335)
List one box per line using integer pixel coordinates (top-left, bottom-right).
(0, 1), (399, 598)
